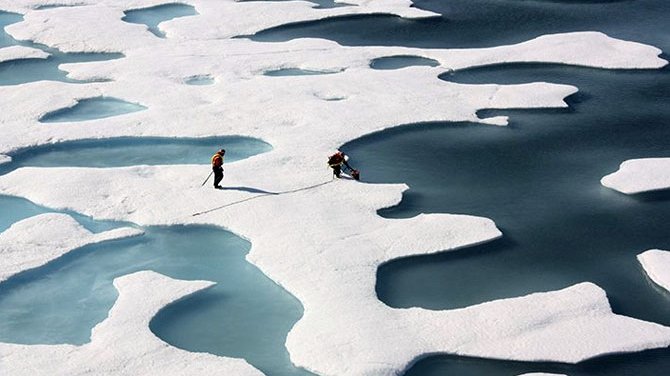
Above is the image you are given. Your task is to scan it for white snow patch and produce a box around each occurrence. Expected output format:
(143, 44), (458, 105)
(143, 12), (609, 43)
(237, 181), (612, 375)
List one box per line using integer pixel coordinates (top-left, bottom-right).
(0, 154), (10, 165)
(0, 45), (49, 63)
(445, 31), (667, 71)
(0, 213), (142, 282)
(0, 270), (263, 375)
(601, 158), (670, 194)
(638, 249), (670, 293)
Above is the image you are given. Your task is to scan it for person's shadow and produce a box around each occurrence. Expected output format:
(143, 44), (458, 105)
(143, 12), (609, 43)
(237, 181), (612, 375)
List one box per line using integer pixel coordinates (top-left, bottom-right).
(219, 186), (279, 195)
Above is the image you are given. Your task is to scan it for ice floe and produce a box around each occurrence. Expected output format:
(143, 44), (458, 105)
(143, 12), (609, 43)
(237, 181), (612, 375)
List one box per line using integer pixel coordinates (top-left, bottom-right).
(0, 270), (263, 375)
(638, 249), (670, 293)
(0, 45), (48, 63)
(0, 0), (669, 375)
(0, 213), (142, 282)
(2, 164), (670, 374)
(601, 158), (670, 194)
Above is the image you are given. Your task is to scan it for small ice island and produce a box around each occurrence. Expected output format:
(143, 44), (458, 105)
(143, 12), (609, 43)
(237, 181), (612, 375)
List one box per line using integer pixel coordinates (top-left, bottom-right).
(0, 0), (669, 375)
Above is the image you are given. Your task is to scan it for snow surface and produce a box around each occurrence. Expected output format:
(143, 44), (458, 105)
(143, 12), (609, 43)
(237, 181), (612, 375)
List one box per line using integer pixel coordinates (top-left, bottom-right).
(0, 45), (49, 63)
(638, 249), (670, 293)
(0, 0), (669, 375)
(0, 213), (142, 282)
(0, 271), (262, 375)
(601, 158), (670, 194)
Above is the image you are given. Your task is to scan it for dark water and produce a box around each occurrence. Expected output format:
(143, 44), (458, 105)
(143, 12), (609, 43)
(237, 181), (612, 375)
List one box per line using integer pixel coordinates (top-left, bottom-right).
(0, 11), (123, 85)
(240, 0), (354, 9)
(122, 3), (198, 38)
(249, 0), (670, 374)
(370, 55), (440, 70)
(251, 0), (670, 50)
(264, 67), (343, 76)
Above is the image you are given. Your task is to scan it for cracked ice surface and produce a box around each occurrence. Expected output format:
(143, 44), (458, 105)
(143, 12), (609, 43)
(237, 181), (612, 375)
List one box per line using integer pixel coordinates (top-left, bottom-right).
(601, 158), (670, 194)
(638, 249), (670, 293)
(0, 213), (142, 283)
(0, 271), (263, 376)
(0, 0), (670, 375)
(0, 45), (48, 63)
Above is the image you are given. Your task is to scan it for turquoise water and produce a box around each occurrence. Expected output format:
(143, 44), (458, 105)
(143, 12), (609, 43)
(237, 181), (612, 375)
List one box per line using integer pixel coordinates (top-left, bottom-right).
(33, 4), (83, 10)
(185, 75), (214, 85)
(0, 11), (123, 86)
(0, 136), (271, 175)
(0, 11), (20, 48)
(0, 134), (310, 375)
(0, 195), (124, 234)
(122, 4), (198, 38)
(264, 68), (343, 76)
(370, 56), (440, 70)
(0, 225), (310, 376)
(0, 195), (51, 232)
(39, 97), (147, 122)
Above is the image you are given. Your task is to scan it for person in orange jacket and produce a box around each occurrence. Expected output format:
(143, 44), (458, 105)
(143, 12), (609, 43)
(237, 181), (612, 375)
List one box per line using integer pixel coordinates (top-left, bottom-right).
(211, 149), (225, 189)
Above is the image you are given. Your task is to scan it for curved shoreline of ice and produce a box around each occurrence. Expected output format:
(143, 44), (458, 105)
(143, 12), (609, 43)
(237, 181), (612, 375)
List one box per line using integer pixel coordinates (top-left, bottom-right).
(638, 249), (670, 293)
(0, 45), (49, 63)
(0, 0), (669, 375)
(0, 270), (263, 375)
(601, 158), (670, 194)
(0, 213), (142, 283)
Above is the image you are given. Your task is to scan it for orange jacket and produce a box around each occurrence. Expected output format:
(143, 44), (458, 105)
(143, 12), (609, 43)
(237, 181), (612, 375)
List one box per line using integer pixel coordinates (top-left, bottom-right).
(211, 153), (224, 167)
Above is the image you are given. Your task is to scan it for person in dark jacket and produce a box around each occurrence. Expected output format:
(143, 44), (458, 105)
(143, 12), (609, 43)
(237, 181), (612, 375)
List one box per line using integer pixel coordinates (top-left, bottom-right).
(211, 149), (225, 189)
(328, 151), (359, 180)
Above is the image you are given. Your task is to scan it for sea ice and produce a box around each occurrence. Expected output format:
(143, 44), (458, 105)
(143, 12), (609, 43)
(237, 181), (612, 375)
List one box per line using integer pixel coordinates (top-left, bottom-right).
(0, 213), (142, 282)
(601, 158), (670, 194)
(638, 249), (670, 293)
(0, 45), (48, 63)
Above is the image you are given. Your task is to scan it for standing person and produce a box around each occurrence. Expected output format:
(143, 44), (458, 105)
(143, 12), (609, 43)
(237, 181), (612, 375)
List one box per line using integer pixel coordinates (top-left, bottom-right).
(211, 149), (225, 189)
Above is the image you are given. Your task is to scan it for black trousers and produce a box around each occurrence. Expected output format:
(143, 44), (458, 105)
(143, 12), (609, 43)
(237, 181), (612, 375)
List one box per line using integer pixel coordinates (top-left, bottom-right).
(331, 164), (341, 177)
(331, 161), (352, 178)
(213, 166), (223, 187)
